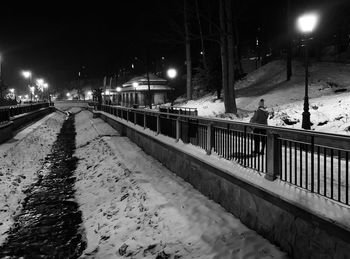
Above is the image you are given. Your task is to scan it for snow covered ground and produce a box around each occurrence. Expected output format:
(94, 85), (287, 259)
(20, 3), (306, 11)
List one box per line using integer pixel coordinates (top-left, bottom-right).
(174, 60), (350, 135)
(0, 112), (65, 245)
(74, 110), (287, 258)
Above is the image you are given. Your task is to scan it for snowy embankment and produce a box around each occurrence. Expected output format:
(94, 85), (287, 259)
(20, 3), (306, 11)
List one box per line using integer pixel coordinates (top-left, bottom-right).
(74, 110), (287, 258)
(0, 112), (65, 245)
(175, 60), (350, 135)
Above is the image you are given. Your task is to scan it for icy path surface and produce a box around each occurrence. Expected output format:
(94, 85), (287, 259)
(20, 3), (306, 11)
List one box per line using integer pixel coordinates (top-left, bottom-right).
(0, 112), (64, 245)
(75, 110), (287, 259)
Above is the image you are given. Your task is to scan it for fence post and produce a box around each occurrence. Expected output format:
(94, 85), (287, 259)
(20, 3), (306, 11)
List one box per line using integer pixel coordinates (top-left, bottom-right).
(206, 123), (213, 155)
(127, 109), (129, 122)
(265, 130), (280, 181)
(156, 114), (160, 135)
(143, 112), (147, 129)
(134, 111), (137, 125)
(176, 117), (180, 142)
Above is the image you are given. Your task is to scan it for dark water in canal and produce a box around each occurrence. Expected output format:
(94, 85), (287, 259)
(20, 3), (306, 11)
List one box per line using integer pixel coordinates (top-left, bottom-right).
(0, 114), (86, 258)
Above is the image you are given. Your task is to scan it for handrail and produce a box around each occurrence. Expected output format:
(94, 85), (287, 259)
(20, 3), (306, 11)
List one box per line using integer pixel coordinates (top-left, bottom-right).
(96, 103), (350, 206)
(103, 104), (350, 143)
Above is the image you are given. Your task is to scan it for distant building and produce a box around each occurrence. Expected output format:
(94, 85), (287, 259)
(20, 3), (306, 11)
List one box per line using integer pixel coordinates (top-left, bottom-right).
(119, 74), (174, 107)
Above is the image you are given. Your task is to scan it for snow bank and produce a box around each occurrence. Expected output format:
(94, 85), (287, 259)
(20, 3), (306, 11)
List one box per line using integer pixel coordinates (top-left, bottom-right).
(174, 60), (350, 135)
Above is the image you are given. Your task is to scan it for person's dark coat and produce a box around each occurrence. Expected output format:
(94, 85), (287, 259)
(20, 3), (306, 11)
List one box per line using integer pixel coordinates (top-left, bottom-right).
(250, 107), (268, 125)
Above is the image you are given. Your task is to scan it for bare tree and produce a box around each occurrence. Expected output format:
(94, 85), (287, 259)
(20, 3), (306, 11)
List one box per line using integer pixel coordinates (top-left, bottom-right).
(184, 0), (192, 100)
(219, 0), (237, 114)
(195, 0), (208, 71)
(286, 0), (292, 80)
(225, 0), (237, 114)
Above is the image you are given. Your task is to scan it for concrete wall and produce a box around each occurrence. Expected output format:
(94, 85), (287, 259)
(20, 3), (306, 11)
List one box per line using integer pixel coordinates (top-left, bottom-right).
(0, 121), (14, 144)
(0, 107), (54, 144)
(97, 111), (350, 259)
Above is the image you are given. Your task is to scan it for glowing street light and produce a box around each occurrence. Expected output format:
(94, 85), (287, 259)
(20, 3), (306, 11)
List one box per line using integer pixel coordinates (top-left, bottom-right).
(22, 71), (33, 102)
(116, 87), (122, 105)
(167, 68), (177, 79)
(132, 82), (139, 106)
(297, 13), (318, 33)
(22, 71), (32, 79)
(297, 12), (319, 130)
(36, 78), (44, 86)
(66, 93), (71, 98)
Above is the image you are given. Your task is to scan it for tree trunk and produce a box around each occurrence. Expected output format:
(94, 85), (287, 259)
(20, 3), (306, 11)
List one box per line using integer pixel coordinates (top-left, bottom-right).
(219, 0), (229, 110)
(233, 4), (243, 77)
(195, 0), (208, 72)
(184, 0), (192, 100)
(225, 0), (237, 114)
(286, 0), (292, 80)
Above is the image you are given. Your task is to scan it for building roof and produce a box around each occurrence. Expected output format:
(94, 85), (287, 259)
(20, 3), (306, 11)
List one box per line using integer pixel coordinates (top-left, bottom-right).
(122, 74), (167, 87)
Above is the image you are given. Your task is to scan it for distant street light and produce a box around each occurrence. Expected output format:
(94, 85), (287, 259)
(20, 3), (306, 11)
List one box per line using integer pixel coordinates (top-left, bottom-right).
(132, 82), (139, 106)
(22, 71), (33, 102)
(297, 12), (318, 130)
(167, 68), (177, 79)
(43, 83), (48, 101)
(66, 92), (71, 98)
(116, 86), (121, 105)
(30, 86), (35, 101)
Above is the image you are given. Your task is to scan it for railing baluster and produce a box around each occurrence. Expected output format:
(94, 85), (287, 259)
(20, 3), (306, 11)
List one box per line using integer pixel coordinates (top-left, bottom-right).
(289, 141), (292, 182)
(295, 142), (297, 185)
(311, 137), (314, 193)
(346, 152), (349, 205)
(324, 147), (327, 196)
(305, 144), (308, 190)
(300, 143), (303, 187)
(284, 140), (287, 181)
(317, 146), (320, 194)
(331, 149), (334, 199)
(338, 150), (341, 202)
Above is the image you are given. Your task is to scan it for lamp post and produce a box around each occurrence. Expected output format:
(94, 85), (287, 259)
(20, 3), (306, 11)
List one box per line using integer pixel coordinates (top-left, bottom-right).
(297, 12), (318, 130)
(116, 86), (121, 105)
(167, 68), (178, 104)
(36, 78), (45, 101)
(43, 83), (48, 101)
(132, 82), (139, 107)
(22, 71), (33, 102)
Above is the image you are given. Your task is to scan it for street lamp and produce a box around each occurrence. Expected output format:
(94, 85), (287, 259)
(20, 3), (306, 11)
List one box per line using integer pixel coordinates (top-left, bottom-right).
(22, 71), (33, 102)
(297, 12), (318, 130)
(132, 82), (139, 106)
(116, 86), (121, 105)
(43, 83), (48, 101)
(30, 86), (35, 102)
(167, 68), (177, 79)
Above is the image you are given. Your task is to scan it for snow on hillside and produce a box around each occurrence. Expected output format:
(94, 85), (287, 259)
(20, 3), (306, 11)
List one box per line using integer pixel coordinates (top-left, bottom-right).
(174, 60), (350, 135)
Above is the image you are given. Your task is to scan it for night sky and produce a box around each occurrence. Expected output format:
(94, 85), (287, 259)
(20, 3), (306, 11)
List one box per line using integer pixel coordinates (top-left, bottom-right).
(0, 0), (349, 94)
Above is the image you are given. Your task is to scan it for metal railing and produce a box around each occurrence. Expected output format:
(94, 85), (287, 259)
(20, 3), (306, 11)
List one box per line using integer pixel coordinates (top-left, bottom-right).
(159, 106), (198, 116)
(0, 103), (50, 124)
(97, 104), (350, 206)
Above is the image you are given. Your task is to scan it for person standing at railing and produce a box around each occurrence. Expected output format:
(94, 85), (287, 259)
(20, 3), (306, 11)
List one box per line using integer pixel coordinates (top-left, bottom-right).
(250, 99), (269, 155)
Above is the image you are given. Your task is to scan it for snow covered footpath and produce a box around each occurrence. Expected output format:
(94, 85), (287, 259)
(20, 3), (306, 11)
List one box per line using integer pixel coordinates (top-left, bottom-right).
(0, 112), (65, 245)
(74, 110), (287, 258)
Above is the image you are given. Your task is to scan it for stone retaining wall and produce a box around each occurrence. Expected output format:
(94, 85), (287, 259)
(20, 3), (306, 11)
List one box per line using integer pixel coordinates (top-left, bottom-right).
(97, 111), (350, 259)
(0, 107), (54, 144)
